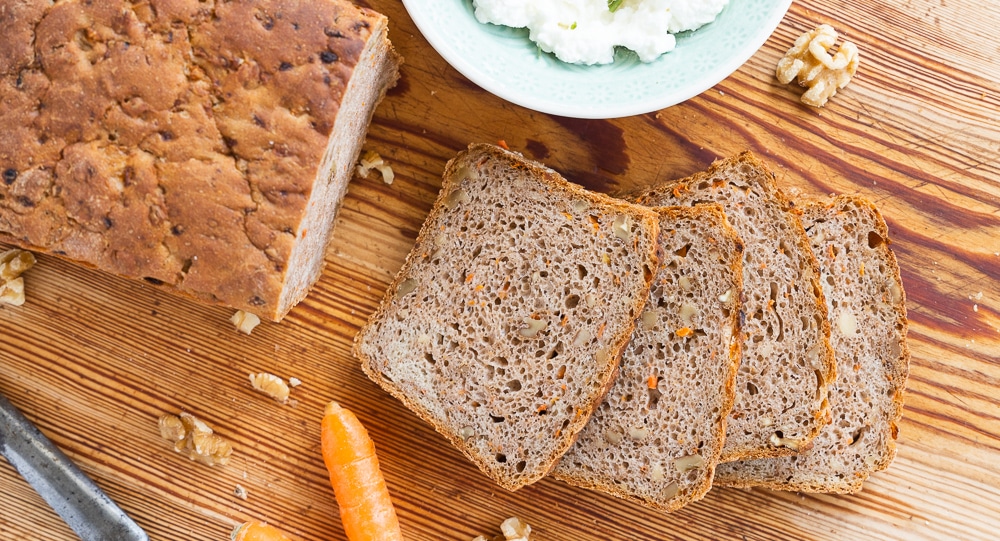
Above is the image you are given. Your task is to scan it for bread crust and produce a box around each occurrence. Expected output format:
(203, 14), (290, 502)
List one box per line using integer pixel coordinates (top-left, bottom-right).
(354, 143), (661, 490)
(0, 0), (400, 320)
(715, 195), (910, 493)
(625, 151), (837, 462)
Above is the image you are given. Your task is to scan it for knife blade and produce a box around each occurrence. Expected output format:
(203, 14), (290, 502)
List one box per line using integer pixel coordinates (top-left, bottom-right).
(0, 392), (149, 541)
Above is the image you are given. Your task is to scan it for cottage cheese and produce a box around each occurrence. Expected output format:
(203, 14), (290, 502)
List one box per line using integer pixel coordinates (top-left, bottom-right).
(473, 0), (730, 65)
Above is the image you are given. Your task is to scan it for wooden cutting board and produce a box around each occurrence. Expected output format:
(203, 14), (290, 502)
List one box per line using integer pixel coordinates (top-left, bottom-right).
(2, 0), (998, 539)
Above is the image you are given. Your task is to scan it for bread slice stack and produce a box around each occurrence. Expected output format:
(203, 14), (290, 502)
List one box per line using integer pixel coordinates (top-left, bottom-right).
(629, 153), (838, 461)
(355, 145), (909, 506)
(355, 144), (662, 490)
(714, 195), (910, 493)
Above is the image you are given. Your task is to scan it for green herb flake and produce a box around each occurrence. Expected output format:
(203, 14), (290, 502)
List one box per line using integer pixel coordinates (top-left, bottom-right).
(608, 0), (624, 12)
(571, 21), (578, 30)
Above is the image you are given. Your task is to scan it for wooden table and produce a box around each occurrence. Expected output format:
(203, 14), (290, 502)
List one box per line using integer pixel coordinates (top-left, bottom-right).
(2, 0), (998, 539)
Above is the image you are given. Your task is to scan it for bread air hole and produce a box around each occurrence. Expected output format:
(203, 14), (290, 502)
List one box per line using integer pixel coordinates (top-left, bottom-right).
(495, 453), (507, 463)
(647, 384), (662, 409)
(850, 426), (866, 446)
(868, 230), (886, 249)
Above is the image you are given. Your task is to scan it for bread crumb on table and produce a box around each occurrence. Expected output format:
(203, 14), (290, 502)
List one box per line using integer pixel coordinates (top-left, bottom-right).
(233, 484), (248, 500)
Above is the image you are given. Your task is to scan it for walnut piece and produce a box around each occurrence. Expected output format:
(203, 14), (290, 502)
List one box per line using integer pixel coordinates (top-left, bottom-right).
(249, 372), (290, 404)
(472, 517), (533, 541)
(0, 249), (37, 306)
(776, 24), (859, 107)
(500, 517), (531, 541)
(158, 412), (233, 466)
(356, 150), (395, 185)
(231, 310), (261, 335)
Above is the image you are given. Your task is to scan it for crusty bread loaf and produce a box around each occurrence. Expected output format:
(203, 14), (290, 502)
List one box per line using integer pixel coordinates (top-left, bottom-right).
(715, 195), (910, 493)
(552, 205), (744, 511)
(628, 152), (836, 461)
(0, 0), (400, 321)
(355, 143), (661, 490)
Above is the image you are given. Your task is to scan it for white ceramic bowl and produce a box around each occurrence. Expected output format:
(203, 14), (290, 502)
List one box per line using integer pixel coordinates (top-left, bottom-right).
(402, 0), (792, 119)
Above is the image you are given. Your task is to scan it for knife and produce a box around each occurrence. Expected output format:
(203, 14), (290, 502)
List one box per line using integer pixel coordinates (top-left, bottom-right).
(0, 392), (149, 541)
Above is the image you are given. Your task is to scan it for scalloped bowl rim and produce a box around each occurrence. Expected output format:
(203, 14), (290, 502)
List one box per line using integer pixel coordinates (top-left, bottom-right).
(402, 0), (793, 119)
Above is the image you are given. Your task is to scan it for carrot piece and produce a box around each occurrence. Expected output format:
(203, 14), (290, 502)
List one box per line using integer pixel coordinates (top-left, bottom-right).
(321, 402), (404, 541)
(231, 521), (293, 541)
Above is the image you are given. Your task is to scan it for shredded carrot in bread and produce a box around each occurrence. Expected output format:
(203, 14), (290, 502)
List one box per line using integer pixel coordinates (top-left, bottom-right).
(676, 327), (693, 337)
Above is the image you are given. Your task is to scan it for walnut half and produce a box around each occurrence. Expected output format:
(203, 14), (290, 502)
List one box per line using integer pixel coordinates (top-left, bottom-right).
(158, 412), (233, 466)
(777, 24), (859, 107)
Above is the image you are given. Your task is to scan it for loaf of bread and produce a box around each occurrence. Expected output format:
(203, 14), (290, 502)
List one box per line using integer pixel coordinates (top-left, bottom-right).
(355, 144), (661, 490)
(553, 205), (744, 511)
(0, 0), (400, 321)
(628, 152), (836, 461)
(715, 195), (910, 492)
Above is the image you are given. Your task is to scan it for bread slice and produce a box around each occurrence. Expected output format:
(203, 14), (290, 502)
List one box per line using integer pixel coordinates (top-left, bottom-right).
(355, 144), (661, 490)
(552, 205), (744, 511)
(627, 152), (836, 461)
(715, 195), (910, 492)
(0, 0), (400, 321)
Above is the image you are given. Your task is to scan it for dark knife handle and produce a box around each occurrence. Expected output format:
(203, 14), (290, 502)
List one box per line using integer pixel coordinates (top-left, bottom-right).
(0, 393), (149, 541)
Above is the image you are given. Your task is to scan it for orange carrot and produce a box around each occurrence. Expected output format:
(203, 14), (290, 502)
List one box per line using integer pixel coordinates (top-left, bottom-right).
(321, 401), (404, 541)
(231, 521), (293, 541)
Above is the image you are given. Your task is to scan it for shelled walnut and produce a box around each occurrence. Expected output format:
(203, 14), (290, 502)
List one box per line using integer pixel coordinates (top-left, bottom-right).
(249, 372), (290, 404)
(777, 24), (859, 107)
(472, 517), (533, 541)
(0, 249), (36, 306)
(231, 310), (261, 335)
(158, 412), (233, 466)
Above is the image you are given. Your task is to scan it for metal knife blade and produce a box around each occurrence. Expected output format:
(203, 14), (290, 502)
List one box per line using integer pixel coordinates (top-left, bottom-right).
(0, 392), (149, 541)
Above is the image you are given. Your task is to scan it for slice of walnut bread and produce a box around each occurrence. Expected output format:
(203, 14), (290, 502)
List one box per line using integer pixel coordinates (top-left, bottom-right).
(628, 152), (836, 461)
(355, 144), (661, 490)
(715, 195), (909, 493)
(553, 205), (744, 511)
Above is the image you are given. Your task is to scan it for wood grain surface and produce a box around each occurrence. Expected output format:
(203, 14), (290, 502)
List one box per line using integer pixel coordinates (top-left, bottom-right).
(2, 0), (999, 540)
